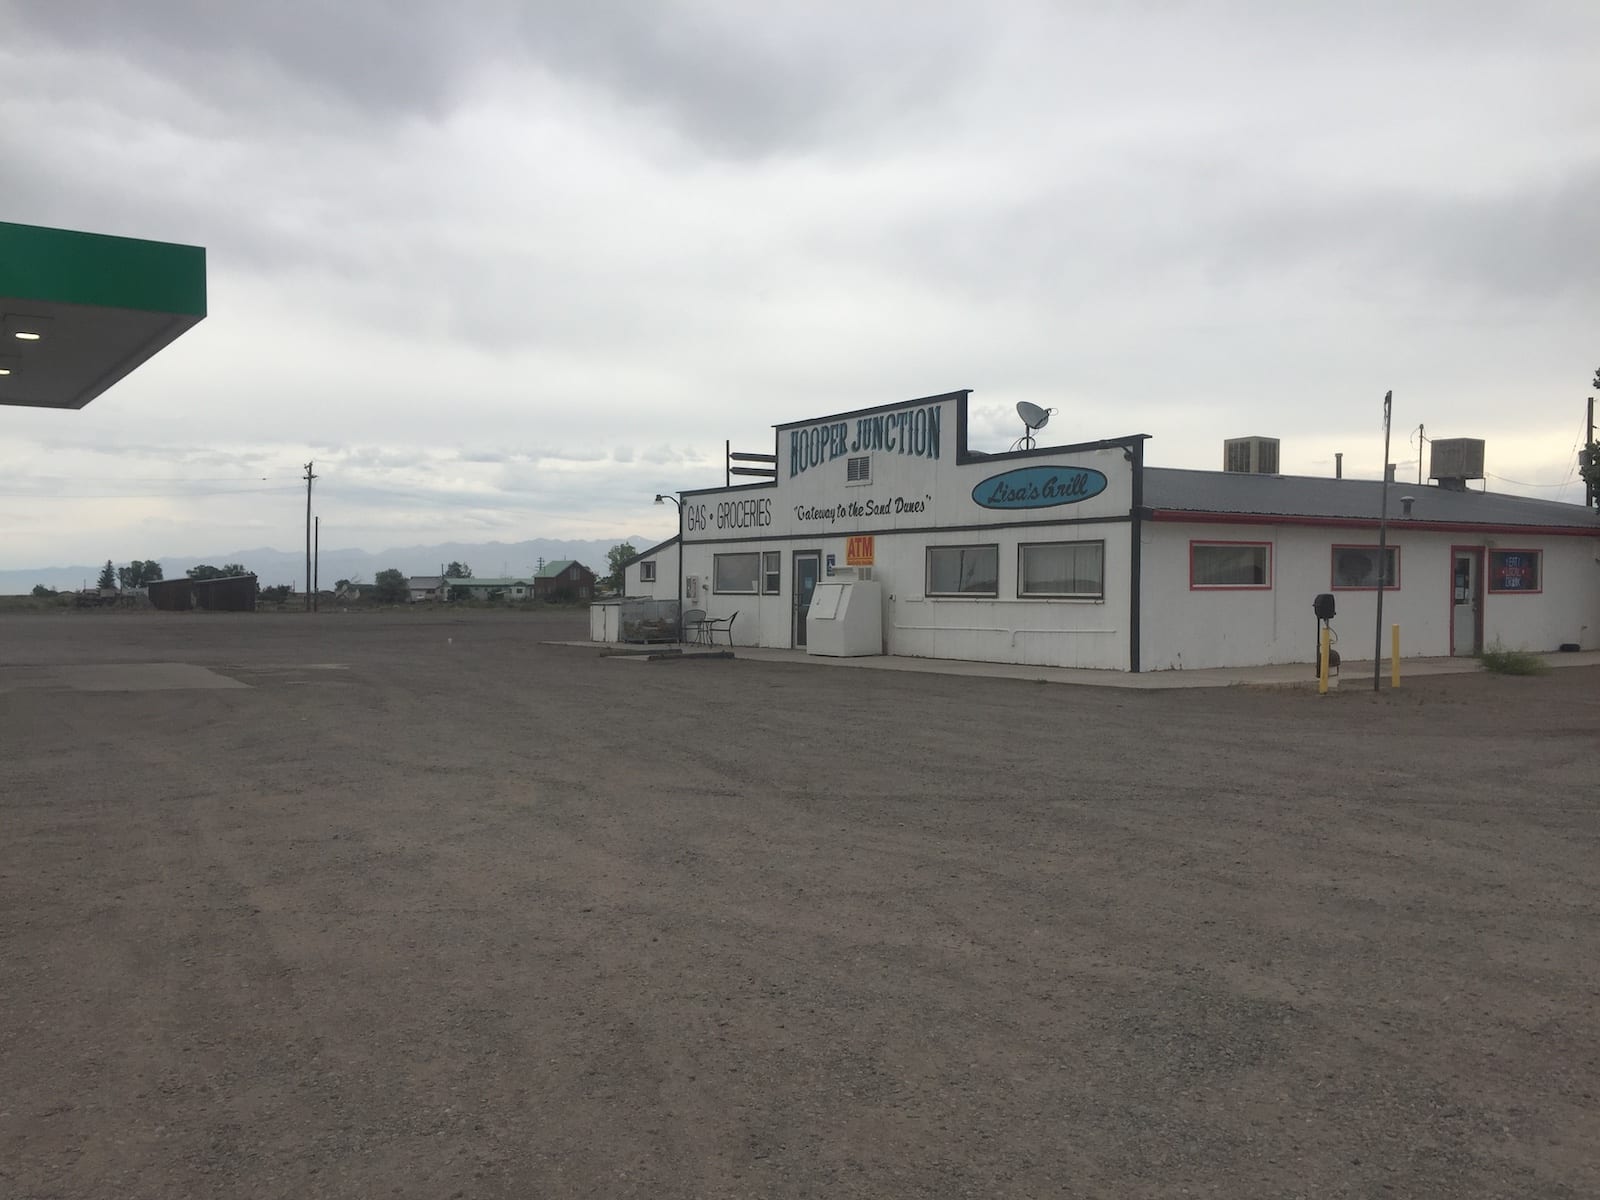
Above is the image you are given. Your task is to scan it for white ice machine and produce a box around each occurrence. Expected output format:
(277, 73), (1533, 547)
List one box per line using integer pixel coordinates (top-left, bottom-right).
(804, 576), (883, 657)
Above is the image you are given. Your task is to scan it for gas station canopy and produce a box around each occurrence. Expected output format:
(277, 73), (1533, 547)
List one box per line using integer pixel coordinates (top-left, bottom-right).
(0, 220), (206, 410)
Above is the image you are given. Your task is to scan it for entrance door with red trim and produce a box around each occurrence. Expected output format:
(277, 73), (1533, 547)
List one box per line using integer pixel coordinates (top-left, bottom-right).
(1451, 547), (1483, 656)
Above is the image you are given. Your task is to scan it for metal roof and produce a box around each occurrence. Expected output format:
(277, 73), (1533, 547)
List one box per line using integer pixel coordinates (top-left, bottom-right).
(1145, 468), (1600, 533)
(0, 221), (206, 410)
(535, 559), (589, 578)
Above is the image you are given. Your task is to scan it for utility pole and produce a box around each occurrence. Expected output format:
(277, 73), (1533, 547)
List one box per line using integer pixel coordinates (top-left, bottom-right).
(313, 516), (320, 612)
(303, 461), (316, 612)
(1374, 391), (1393, 693)
(1416, 423), (1424, 485)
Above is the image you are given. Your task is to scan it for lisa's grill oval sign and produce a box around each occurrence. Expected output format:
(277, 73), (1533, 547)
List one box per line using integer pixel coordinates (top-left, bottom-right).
(973, 465), (1107, 509)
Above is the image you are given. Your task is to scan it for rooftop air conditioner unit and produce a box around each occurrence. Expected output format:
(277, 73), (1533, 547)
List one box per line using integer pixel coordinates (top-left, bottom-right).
(1223, 436), (1280, 475)
(1429, 438), (1485, 491)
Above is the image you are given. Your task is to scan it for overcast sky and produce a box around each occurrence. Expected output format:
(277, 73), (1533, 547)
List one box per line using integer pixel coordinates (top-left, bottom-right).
(2, 0), (1596, 569)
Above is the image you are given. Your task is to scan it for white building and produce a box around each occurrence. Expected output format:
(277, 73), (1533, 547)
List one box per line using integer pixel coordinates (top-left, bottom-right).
(407, 575), (444, 602)
(620, 536), (680, 599)
(616, 390), (1600, 670)
(445, 576), (534, 601)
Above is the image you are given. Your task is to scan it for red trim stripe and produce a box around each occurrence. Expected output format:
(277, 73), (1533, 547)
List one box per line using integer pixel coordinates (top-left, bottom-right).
(1147, 509), (1600, 538)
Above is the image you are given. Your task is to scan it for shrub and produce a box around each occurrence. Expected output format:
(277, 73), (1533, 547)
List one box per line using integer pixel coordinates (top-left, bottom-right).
(1478, 643), (1548, 676)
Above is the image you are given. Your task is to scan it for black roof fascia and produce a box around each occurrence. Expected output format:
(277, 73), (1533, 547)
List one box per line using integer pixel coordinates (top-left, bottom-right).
(678, 480), (778, 499)
(770, 389), (973, 430)
(620, 534), (680, 568)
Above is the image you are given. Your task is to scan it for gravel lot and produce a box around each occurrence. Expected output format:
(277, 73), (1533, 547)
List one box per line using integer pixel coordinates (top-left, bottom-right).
(2, 609), (1596, 1198)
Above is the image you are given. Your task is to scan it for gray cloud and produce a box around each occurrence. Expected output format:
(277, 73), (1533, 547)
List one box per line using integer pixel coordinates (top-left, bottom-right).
(2, 1), (1597, 567)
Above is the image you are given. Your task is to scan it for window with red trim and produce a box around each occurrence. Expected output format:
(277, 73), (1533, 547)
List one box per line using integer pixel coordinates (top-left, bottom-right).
(1190, 542), (1271, 589)
(1487, 549), (1541, 593)
(1331, 545), (1400, 590)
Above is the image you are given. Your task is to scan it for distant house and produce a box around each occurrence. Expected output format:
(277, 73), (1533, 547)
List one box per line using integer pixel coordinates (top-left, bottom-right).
(445, 576), (535, 601)
(408, 575), (444, 602)
(532, 560), (596, 602)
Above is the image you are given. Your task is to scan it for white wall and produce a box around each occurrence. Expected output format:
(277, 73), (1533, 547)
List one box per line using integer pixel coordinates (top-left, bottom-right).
(1140, 522), (1600, 670)
(676, 526), (1132, 667)
(623, 542), (680, 602)
(1490, 537), (1599, 652)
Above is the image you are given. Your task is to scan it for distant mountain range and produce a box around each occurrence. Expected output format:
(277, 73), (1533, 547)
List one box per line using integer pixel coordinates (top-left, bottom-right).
(0, 536), (653, 594)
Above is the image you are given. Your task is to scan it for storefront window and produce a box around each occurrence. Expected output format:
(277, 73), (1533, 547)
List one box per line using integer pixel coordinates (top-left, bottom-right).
(1331, 545), (1400, 590)
(1487, 549), (1541, 593)
(1019, 541), (1103, 599)
(926, 545), (998, 597)
(713, 553), (760, 594)
(1191, 542), (1271, 589)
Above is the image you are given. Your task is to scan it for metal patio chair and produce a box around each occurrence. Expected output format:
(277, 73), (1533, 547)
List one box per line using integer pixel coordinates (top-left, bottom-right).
(681, 608), (707, 645)
(701, 610), (738, 646)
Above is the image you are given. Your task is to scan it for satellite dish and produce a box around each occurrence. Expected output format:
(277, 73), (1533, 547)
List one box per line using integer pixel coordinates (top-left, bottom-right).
(1017, 401), (1051, 430)
(1014, 402), (1055, 450)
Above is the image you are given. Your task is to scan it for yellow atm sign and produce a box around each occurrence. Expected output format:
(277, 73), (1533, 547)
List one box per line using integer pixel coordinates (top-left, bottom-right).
(846, 535), (875, 566)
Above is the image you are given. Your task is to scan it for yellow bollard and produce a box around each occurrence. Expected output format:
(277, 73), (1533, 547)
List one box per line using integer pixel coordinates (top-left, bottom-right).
(1391, 624), (1401, 688)
(1319, 626), (1330, 695)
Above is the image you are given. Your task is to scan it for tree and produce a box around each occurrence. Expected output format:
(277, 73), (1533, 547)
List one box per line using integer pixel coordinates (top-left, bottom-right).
(117, 560), (164, 589)
(97, 560), (116, 590)
(445, 561), (472, 579)
(187, 563), (248, 581)
(373, 568), (409, 603)
(1583, 366), (1600, 509)
(605, 543), (637, 591)
(31, 584), (57, 598)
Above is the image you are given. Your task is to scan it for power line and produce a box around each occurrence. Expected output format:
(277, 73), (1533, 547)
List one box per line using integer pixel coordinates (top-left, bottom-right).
(1484, 472), (1581, 489)
(1556, 413), (1587, 493)
(0, 485), (301, 498)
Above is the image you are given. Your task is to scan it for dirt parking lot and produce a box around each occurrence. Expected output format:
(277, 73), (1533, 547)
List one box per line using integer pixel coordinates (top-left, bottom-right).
(2, 609), (1596, 1198)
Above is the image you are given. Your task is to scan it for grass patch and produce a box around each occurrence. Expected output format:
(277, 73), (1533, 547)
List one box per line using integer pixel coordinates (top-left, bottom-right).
(1478, 643), (1549, 676)
(0, 594), (73, 612)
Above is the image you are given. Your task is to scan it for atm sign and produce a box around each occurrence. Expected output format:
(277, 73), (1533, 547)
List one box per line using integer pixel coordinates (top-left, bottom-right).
(846, 535), (875, 566)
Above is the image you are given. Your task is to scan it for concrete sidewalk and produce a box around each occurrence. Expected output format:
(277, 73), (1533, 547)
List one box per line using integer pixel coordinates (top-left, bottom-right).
(562, 640), (1600, 690)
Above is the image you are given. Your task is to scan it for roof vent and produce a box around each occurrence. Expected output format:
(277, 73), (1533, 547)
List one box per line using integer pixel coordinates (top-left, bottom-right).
(1223, 436), (1280, 475)
(1429, 438), (1485, 492)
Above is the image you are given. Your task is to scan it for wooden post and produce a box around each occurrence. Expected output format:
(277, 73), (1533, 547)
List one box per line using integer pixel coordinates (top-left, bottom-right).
(1391, 624), (1400, 688)
(1319, 627), (1331, 695)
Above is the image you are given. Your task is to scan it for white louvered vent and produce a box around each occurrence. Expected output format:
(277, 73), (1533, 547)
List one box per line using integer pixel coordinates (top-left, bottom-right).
(1223, 437), (1280, 474)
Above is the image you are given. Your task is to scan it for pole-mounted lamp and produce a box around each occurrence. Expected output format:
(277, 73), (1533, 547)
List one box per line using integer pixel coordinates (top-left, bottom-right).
(654, 493), (684, 644)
